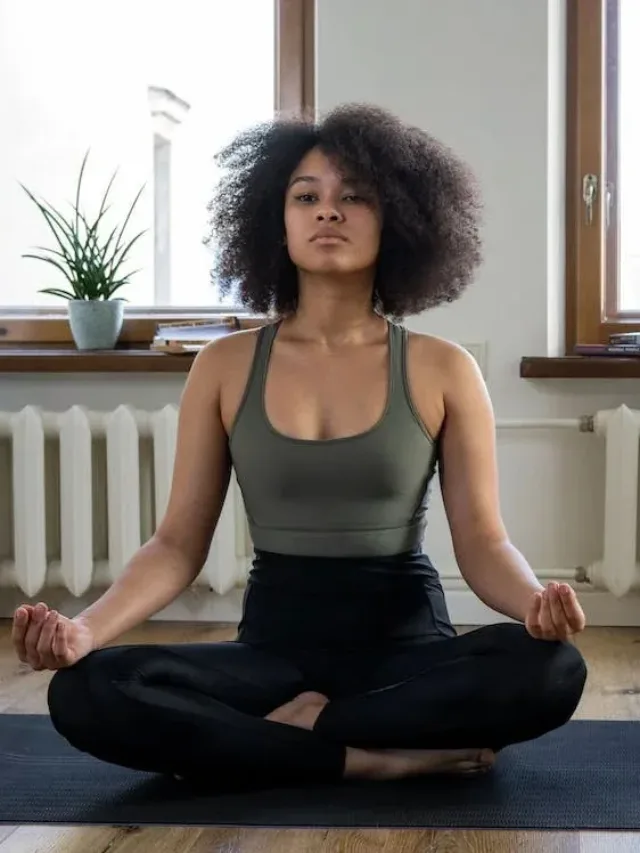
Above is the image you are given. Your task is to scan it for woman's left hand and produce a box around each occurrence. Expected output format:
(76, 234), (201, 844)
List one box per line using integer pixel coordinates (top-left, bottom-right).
(525, 582), (586, 641)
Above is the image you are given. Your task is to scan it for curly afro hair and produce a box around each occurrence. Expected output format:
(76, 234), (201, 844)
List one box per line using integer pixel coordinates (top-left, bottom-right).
(206, 103), (482, 319)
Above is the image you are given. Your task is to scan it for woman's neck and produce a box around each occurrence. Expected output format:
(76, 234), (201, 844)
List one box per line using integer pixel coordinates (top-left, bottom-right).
(285, 271), (383, 345)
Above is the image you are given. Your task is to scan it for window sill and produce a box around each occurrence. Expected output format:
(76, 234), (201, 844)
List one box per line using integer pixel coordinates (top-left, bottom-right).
(0, 346), (195, 373)
(6, 350), (640, 379)
(520, 356), (640, 379)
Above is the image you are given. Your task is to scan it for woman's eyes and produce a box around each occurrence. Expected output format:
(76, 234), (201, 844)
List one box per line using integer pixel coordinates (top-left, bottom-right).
(294, 193), (364, 204)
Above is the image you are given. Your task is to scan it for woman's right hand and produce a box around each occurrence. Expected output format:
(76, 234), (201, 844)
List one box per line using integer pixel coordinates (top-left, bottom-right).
(12, 603), (96, 671)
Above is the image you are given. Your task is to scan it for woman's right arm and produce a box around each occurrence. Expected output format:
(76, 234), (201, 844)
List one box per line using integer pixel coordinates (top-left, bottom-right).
(70, 340), (232, 648)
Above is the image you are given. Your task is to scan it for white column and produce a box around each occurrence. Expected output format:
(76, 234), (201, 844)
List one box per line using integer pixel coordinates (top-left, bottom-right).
(148, 86), (190, 304)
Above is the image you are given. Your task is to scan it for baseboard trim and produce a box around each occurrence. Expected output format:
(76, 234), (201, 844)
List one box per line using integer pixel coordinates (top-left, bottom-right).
(152, 586), (640, 628)
(442, 588), (640, 627)
(150, 586), (640, 628)
(2, 583), (639, 628)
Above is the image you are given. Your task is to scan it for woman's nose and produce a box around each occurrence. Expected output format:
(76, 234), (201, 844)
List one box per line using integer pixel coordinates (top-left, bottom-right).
(315, 209), (343, 222)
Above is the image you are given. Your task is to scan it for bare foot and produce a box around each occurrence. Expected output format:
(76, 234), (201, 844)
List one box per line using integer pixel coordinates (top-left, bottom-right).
(265, 691), (329, 730)
(345, 747), (496, 781)
(265, 693), (495, 781)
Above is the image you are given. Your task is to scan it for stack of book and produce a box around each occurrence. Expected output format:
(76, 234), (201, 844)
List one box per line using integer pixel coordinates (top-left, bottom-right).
(574, 332), (640, 358)
(151, 317), (240, 353)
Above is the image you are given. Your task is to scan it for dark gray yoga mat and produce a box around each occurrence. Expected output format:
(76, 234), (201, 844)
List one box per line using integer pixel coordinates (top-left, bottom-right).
(1, 714), (639, 831)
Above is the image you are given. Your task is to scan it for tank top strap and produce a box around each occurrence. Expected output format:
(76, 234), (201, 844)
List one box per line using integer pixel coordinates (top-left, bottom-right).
(387, 321), (409, 410)
(238, 321), (279, 422)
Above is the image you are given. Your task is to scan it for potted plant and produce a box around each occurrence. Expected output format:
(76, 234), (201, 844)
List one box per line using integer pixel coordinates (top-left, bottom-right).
(21, 152), (146, 350)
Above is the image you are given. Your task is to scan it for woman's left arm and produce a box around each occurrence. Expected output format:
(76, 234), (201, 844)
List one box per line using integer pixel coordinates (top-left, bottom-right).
(437, 345), (585, 638)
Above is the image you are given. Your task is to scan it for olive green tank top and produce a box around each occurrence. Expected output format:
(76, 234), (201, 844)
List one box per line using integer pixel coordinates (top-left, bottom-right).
(229, 321), (439, 558)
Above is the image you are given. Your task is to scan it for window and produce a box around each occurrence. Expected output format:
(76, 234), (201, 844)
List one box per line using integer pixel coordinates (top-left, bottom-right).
(0, 0), (314, 345)
(566, 0), (640, 348)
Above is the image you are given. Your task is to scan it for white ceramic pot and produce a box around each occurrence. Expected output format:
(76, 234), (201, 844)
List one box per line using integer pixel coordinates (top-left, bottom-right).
(67, 300), (125, 350)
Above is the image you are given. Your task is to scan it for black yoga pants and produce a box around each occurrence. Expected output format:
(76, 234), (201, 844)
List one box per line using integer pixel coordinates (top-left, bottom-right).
(47, 623), (587, 789)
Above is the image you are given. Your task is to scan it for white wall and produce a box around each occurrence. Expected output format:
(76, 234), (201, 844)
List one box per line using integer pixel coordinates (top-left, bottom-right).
(318, 0), (640, 593)
(2, 0), (640, 624)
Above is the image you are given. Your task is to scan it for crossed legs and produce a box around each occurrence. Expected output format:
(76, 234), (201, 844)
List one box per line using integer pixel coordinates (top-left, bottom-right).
(47, 623), (587, 789)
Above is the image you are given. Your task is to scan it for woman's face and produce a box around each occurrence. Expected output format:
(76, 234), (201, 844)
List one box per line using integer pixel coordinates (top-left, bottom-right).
(283, 147), (382, 276)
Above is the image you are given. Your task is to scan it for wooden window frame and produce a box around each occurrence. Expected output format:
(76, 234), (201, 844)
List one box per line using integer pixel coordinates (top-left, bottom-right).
(565, 0), (637, 350)
(1, 0), (315, 347)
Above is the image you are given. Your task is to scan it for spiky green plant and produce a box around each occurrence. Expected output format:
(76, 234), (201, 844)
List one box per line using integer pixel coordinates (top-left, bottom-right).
(21, 151), (146, 300)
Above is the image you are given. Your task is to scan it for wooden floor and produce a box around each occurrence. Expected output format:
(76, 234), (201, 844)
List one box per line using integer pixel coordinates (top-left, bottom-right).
(0, 621), (639, 852)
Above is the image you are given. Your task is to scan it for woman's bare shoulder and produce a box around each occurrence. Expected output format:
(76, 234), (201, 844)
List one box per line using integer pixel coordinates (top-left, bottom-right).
(404, 329), (485, 416)
(179, 327), (264, 408)
(191, 325), (266, 374)
(405, 329), (470, 364)
(406, 329), (486, 411)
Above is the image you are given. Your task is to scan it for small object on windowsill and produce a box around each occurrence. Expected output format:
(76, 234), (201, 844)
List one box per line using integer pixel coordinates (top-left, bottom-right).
(151, 316), (239, 353)
(573, 344), (640, 358)
(155, 316), (240, 337)
(150, 341), (207, 354)
(609, 332), (640, 346)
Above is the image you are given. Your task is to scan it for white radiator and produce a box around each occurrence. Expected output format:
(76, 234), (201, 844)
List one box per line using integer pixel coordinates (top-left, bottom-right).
(0, 404), (639, 601)
(0, 405), (247, 600)
(494, 406), (640, 599)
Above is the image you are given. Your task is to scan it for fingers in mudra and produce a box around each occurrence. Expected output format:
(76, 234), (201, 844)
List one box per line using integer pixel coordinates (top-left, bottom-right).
(13, 603), (72, 671)
(527, 583), (585, 640)
(14, 602), (47, 668)
(540, 587), (564, 639)
(37, 611), (67, 670)
(559, 583), (586, 633)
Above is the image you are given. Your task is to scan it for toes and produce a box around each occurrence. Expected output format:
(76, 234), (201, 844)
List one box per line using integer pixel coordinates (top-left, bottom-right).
(458, 749), (495, 776)
(478, 748), (495, 766)
(453, 761), (480, 773)
(452, 761), (493, 776)
(447, 748), (495, 776)
(460, 765), (492, 776)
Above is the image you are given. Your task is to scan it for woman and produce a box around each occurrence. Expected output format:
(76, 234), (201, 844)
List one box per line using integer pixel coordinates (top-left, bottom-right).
(12, 104), (587, 789)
